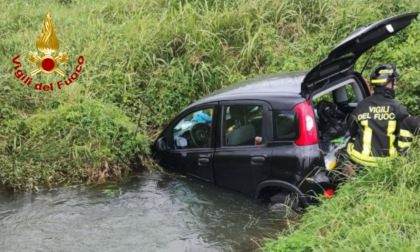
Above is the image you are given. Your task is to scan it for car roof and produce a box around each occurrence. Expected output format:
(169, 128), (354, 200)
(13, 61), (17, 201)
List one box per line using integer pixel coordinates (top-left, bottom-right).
(188, 71), (307, 109)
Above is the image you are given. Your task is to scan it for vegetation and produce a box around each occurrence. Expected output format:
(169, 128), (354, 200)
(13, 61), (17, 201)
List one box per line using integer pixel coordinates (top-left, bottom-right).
(264, 141), (420, 251)
(0, 99), (148, 190)
(1, 0), (419, 192)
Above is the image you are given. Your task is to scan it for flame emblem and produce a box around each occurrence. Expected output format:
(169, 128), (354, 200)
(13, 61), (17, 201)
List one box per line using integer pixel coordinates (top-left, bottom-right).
(27, 12), (68, 76)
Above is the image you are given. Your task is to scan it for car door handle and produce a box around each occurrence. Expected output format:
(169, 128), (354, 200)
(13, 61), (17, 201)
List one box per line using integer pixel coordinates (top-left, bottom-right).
(251, 156), (265, 165)
(198, 158), (210, 166)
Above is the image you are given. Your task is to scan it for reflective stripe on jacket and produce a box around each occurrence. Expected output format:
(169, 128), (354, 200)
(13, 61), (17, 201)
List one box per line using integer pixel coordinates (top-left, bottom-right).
(398, 116), (420, 150)
(398, 129), (414, 149)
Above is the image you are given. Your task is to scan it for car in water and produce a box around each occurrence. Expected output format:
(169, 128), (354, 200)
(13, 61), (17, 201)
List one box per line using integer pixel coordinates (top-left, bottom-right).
(152, 13), (418, 208)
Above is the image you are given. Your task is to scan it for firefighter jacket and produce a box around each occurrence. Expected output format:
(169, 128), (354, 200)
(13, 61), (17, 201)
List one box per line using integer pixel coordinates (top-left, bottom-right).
(347, 86), (409, 167)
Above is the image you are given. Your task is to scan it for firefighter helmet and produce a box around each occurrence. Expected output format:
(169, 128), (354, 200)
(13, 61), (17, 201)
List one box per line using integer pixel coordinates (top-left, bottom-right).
(370, 64), (399, 86)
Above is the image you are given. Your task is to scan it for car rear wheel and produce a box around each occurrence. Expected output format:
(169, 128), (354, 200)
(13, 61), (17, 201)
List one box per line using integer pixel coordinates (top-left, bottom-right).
(270, 192), (304, 213)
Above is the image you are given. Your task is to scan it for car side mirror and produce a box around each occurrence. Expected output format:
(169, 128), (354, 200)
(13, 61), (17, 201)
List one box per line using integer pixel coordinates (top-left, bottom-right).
(175, 137), (188, 148)
(156, 137), (169, 151)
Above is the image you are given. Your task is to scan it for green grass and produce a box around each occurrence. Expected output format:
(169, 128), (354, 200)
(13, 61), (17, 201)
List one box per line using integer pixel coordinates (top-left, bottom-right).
(0, 98), (149, 190)
(0, 0), (419, 191)
(264, 141), (420, 251)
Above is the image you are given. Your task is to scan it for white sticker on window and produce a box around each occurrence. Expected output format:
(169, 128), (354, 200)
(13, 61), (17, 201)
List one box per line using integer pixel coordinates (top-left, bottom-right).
(386, 24), (394, 33)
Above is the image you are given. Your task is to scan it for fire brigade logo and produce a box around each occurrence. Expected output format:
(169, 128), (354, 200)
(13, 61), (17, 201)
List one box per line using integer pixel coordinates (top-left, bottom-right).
(12, 12), (84, 91)
(27, 12), (69, 76)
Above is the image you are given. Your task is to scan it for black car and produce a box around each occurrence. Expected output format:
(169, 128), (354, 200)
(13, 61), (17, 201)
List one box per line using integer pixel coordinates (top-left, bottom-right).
(152, 13), (418, 207)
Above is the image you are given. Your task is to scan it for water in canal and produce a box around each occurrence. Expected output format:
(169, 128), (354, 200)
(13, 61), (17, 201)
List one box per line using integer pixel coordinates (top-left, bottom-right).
(0, 171), (290, 252)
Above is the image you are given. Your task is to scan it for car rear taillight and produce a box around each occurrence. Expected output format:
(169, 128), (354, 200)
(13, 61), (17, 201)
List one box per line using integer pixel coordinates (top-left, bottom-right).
(293, 100), (318, 146)
(323, 188), (334, 199)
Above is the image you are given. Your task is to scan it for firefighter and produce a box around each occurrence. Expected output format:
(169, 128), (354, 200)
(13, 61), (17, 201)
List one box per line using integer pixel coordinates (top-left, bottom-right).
(346, 64), (409, 167)
(398, 115), (420, 152)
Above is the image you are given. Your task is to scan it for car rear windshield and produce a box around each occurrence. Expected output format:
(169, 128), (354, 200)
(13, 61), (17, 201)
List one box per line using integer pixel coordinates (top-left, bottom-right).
(274, 110), (298, 141)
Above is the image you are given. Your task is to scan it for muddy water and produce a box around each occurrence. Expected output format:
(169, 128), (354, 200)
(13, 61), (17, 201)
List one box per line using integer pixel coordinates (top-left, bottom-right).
(0, 171), (289, 252)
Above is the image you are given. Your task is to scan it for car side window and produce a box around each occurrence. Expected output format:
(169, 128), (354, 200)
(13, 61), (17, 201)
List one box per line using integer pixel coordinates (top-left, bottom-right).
(172, 107), (213, 149)
(331, 83), (363, 106)
(274, 110), (298, 140)
(345, 84), (358, 103)
(223, 105), (263, 146)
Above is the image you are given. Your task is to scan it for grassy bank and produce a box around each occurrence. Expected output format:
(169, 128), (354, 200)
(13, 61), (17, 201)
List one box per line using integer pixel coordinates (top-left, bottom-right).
(264, 141), (420, 251)
(0, 0), (419, 190)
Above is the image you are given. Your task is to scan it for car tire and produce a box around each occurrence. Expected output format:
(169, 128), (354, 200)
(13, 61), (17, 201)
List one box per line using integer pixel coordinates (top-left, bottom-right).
(270, 192), (303, 213)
